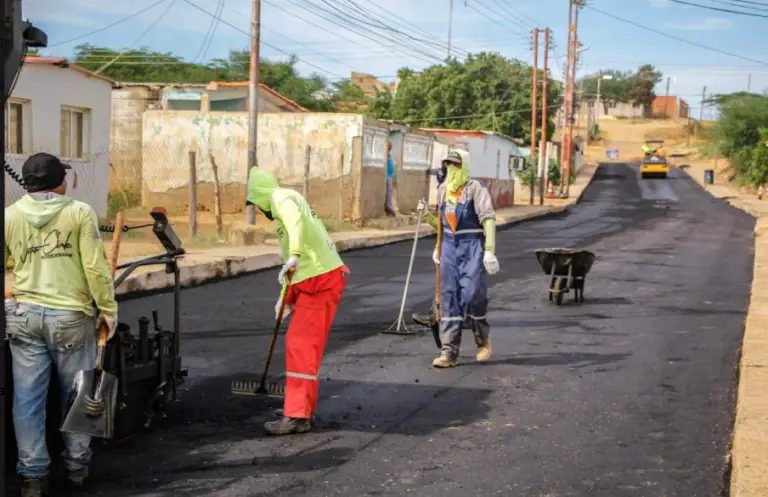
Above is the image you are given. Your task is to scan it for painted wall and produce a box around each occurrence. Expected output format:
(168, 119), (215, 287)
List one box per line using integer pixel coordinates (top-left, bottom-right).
(5, 63), (113, 217)
(428, 133), (519, 209)
(141, 111), (366, 217)
(110, 85), (161, 193)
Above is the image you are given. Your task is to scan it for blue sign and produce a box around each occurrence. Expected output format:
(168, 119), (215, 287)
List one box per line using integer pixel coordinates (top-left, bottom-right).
(606, 149), (619, 159)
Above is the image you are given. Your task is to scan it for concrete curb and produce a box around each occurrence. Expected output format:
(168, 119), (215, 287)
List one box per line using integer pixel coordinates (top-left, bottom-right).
(679, 167), (768, 497)
(116, 206), (562, 298)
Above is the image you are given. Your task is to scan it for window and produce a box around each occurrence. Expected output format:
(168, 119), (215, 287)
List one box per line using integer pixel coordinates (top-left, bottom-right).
(60, 107), (86, 158)
(4, 101), (23, 154)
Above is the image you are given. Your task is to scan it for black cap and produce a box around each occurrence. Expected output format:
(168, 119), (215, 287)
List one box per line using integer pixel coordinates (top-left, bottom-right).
(22, 153), (71, 193)
(442, 151), (462, 165)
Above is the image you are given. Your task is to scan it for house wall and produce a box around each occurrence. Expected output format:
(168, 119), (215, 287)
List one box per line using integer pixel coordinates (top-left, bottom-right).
(428, 133), (519, 209)
(110, 86), (161, 194)
(141, 111), (366, 218)
(5, 63), (112, 217)
(585, 100), (646, 119)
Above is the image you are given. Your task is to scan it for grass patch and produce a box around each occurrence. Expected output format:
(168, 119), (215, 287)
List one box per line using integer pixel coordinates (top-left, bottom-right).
(106, 188), (141, 221)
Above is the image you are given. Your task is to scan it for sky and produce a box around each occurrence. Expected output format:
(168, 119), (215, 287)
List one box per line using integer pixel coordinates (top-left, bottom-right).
(22, 0), (768, 120)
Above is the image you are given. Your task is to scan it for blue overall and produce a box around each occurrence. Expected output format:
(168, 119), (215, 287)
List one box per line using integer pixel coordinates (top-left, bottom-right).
(439, 182), (490, 359)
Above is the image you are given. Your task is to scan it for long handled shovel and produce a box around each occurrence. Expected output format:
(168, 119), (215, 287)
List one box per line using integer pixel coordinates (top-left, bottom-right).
(61, 213), (124, 439)
(231, 269), (295, 398)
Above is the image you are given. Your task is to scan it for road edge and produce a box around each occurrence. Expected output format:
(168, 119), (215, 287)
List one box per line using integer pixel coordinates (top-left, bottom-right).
(679, 167), (768, 497)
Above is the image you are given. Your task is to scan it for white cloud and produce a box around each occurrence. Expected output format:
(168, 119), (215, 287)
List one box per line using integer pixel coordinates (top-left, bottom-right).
(667, 17), (734, 31)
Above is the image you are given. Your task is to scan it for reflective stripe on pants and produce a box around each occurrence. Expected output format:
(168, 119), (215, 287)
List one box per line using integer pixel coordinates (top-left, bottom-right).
(283, 266), (348, 419)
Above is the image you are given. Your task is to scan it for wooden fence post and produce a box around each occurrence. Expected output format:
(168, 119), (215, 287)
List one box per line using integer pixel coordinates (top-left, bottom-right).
(208, 151), (223, 236)
(188, 151), (197, 237)
(303, 145), (311, 200)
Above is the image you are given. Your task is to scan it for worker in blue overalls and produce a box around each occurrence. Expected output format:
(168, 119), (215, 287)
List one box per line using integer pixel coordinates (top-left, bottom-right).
(432, 149), (500, 368)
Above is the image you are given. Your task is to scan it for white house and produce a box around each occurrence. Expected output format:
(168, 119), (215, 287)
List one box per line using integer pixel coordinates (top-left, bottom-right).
(4, 57), (115, 217)
(422, 129), (522, 209)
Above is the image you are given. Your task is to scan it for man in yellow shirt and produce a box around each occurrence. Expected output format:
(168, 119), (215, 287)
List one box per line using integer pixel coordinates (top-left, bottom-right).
(5, 153), (117, 497)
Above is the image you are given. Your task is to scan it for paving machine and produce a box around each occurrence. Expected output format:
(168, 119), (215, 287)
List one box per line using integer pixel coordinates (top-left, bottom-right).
(4, 207), (188, 475)
(640, 139), (670, 179)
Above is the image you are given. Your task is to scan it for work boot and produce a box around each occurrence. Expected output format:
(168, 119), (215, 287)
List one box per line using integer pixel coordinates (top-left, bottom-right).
(264, 417), (311, 435)
(20, 478), (48, 497)
(432, 351), (458, 368)
(68, 467), (89, 486)
(273, 409), (316, 423)
(476, 335), (492, 362)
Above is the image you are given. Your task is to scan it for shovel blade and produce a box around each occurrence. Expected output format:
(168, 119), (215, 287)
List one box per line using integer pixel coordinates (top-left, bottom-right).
(61, 369), (119, 439)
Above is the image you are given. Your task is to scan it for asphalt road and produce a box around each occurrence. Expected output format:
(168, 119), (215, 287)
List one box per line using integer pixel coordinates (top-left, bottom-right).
(70, 163), (755, 496)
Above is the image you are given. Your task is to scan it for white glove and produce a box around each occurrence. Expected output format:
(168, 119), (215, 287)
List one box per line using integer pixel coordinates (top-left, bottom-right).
(275, 298), (293, 320)
(432, 249), (440, 265)
(483, 251), (500, 275)
(278, 256), (300, 285)
(97, 314), (118, 341)
(417, 199), (426, 212)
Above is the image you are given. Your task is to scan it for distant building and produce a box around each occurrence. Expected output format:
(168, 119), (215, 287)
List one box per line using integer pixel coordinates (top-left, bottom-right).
(652, 96), (689, 119)
(5, 57), (115, 216)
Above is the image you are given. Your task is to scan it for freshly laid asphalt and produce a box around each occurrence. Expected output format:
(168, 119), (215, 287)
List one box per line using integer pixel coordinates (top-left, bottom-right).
(61, 164), (755, 496)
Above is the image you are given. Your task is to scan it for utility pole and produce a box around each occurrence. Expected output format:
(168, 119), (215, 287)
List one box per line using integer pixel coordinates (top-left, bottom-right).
(695, 85), (706, 140)
(539, 28), (549, 205)
(596, 70), (602, 125)
(664, 76), (671, 118)
(447, 0), (454, 59)
(563, 0), (582, 197)
(530, 28), (539, 205)
(747, 74), (752, 101)
(246, 0), (261, 224)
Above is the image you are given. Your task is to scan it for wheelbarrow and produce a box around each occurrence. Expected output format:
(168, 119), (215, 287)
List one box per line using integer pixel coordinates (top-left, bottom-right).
(534, 248), (596, 306)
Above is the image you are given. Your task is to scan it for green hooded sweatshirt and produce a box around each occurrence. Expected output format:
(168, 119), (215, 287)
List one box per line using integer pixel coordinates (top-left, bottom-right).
(4, 193), (117, 317)
(246, 169), (344, 286)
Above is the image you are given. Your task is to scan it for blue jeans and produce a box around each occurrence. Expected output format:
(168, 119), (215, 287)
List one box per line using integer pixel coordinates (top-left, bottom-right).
(6, 303), (97, 479)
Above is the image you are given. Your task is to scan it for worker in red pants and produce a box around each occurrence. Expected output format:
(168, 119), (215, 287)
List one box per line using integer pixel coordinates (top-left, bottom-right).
(246, 168), (348, 435)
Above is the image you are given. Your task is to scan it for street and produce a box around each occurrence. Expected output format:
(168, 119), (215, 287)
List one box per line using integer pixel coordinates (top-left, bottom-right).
(81, 163), (754, 497)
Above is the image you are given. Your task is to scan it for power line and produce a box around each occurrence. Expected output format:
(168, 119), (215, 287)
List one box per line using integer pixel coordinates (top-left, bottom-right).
(47, 0), (170, 48)
(94, 0), (178, 75)
(667, 0), (768, 17)
(705, 0), (768, 12)
(465, 1), (530, 39)
(482, 0), (535, 31)
(196, 0), (226, 63)
(310, 0), (448, 62)
(182, 0), (347, 78)
(399, 101), (565, 125)
(586, 5), (768, 67)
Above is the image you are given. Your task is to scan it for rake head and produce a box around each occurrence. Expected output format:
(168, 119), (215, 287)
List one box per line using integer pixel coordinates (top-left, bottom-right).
(231, 380), (286, 398)
(380, 318), (419, 336)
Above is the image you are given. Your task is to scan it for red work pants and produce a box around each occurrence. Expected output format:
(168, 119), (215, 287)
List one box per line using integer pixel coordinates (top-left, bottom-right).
(282, 266), (348, 419)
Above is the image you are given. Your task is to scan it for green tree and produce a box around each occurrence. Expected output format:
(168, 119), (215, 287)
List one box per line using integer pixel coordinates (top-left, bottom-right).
(365, 53), (561, 145)
(578, 69), (633, 113)
(714, 93), (768, 186)
(630, 64), (663, 111)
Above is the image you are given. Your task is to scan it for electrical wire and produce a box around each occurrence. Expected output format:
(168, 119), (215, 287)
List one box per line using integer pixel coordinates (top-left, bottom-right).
(667, 0), (768, 17)
(359, 0), (471, 57)
(93, 0), (178, 75)
(182, 0), (348, 78)
(478, 0), (532, 32)
(465, 1), (530, 39)
(3, 45), (27, 105)
(282, 0), (442, 65)
(307, 0), (448, 62)
(399, 101), (565, 125)
(47, 0), (170, 48)
(195, 0), (225, 63)
(219, 2), (361, 71)
(705, 0), (768, 12)
(586, 5), (768, 67)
